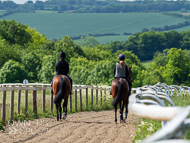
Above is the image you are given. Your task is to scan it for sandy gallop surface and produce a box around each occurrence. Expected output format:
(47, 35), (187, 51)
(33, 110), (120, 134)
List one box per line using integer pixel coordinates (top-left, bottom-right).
(0, 110), (140, 143)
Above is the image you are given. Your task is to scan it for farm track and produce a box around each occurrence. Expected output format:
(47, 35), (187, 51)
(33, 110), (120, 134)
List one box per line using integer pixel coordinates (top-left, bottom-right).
(0, 110), (140, 143)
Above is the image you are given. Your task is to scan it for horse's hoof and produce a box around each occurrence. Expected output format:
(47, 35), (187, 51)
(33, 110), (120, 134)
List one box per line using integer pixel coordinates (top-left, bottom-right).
(62, 116), (67, 120)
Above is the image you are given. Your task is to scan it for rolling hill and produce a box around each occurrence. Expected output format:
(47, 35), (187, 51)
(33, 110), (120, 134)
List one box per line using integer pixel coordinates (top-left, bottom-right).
(1, 12), (190, 44)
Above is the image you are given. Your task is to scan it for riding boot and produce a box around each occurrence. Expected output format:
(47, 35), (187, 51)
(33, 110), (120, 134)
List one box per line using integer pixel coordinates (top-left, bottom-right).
(51, 82), (53, 95)
(110, 88), (112, 95)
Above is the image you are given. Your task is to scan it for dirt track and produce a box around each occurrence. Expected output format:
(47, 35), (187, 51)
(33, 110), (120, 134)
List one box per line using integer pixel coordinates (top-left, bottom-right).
(0, 110), (140, 143)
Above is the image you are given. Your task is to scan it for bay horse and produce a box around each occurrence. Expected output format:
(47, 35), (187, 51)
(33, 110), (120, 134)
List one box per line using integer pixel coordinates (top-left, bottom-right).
(52, 75), (71, 121)
(111, 66), (133, 124)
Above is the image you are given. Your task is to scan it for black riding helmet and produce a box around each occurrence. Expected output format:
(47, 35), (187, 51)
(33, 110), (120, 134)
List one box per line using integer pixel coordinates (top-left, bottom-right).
(59, 50), (65, 58)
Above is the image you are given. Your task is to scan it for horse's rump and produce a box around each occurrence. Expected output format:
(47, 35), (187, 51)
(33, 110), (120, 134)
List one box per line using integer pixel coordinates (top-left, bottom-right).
(53, 75), (70, 104)
(111, 78), (129, 107)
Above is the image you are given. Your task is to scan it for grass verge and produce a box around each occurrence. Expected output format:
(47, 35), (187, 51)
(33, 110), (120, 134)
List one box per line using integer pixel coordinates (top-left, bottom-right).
(133, 94), (190, 143)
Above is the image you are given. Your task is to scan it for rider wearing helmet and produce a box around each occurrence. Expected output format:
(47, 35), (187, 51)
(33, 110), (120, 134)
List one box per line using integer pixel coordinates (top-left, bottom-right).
(51, 51), (73, 94)
(111, 54), (132, 95)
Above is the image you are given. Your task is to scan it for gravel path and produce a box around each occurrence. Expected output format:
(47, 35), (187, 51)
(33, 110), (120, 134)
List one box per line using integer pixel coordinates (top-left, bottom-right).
(0, 110), (140, 143)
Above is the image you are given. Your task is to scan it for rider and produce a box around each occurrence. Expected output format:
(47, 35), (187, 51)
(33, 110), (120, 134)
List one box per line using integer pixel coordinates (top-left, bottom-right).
(111, 54), (132, 96)
(51, 51), (73, 94)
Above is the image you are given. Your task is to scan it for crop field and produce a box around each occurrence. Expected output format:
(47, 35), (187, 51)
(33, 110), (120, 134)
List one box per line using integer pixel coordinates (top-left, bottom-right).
(0, 10), (5, 15)
(1, 12), (189, 43)
(74, 35), (131, 44)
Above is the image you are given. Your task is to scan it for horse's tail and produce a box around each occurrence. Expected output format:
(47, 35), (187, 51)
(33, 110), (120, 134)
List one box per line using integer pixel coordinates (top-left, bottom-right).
(111, 80), (123, 107)
(54, 76), (66, 104)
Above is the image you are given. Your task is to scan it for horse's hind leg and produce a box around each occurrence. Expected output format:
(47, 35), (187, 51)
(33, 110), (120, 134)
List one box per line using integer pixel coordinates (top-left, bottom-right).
(114, 105), (117, 124)
(62, 98), (68, 120)
(125, 100), (129, 122)
(59, 102), (62, 120)
(120, 102), (124, 123)
(56, 104), (59, 121)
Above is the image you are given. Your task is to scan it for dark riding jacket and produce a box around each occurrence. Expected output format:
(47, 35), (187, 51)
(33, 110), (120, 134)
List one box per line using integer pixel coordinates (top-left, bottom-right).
(55, 60), (69, 75)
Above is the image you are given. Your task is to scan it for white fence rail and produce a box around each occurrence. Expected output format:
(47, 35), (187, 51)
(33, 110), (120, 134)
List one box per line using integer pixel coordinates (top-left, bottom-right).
(129, 82), (190, 143)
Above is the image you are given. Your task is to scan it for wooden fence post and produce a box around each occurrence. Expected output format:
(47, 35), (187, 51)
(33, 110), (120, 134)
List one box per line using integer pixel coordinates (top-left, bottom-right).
(75, 86), (77, 112)
(25, 85), (28, 116)
(33, 85), (37, 115)
(42, 85), (46, 112)
(100, 87), (102, 106)
(91, 87), (93, 106)
(104, 88), (106, 101)
(2, 85), (6, 123)
(96, 86), (98, 105)
(86, 84), (88, 109)
(50, 87), (53, 111)
(70, 88), (72, 113)
(17, 85), (21, 116)
(80, 86), (82, 111)
(10, 85), (14, 121)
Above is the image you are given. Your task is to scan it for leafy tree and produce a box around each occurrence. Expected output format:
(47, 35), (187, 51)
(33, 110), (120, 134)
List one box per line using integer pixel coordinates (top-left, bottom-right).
(26, 1), (34, 4)
(0, 60), (28, 83)
(38, 55), (56, 83)
(25, 27), (47, 47)
(21, 51), (42, 82)
(153, 49), (169, 67)
(0, 19), (32, 46)
(163, 48), (190, 85)
(52, 6), (59, 11)
(0, 37), (21, 68)
(55, 36), (86, 62)
(180, 8), (188, 13)
(77, 35), (100, 47)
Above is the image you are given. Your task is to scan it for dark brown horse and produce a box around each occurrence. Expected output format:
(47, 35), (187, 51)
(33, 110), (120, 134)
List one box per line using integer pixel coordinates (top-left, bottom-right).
(111, 66), (133, 124)
(52, 75), (71, 121)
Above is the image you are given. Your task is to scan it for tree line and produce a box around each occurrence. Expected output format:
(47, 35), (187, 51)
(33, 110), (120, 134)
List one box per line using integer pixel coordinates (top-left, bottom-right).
(107, 30), (190, 61)
(0, 19), (190, 87)
(1, 0), (190, 13)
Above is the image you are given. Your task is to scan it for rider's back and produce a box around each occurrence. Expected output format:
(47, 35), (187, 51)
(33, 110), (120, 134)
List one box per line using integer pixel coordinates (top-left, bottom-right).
(114, 62), (127, 78)
(55, 60), (69, 75)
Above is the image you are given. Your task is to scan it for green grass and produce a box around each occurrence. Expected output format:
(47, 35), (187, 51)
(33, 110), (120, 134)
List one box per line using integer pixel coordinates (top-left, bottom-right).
(133, 94), (190, 143)
(141, 60), (153, 68)
(1, 12), (189, 44)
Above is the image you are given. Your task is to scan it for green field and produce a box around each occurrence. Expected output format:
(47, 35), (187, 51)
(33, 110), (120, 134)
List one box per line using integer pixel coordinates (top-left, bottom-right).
(1, 12), (190, 43)
(74, 35), (131, 44)
(0, 10), (5, 15)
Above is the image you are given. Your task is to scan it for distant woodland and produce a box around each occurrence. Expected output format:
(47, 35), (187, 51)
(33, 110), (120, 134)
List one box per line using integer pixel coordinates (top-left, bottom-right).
(1, 0), (190, 13)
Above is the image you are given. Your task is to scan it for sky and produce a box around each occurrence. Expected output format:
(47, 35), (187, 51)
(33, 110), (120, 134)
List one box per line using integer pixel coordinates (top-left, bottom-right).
(1, 0), (47, 4)
(1, 0), (128, 4)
